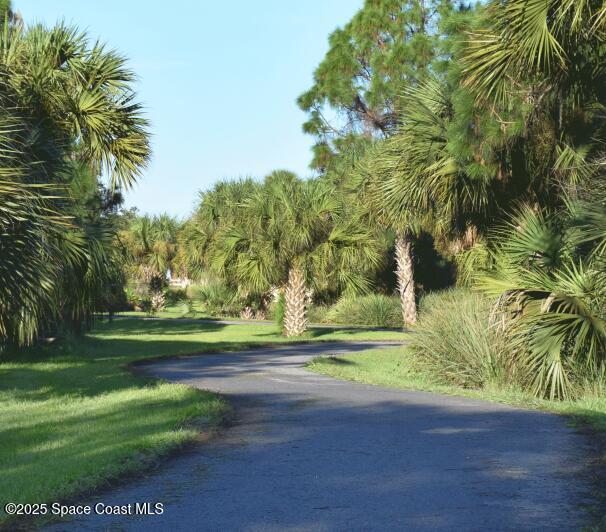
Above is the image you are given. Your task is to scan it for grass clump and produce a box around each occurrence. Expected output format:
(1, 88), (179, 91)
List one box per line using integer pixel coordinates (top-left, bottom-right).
(325, 294), (402, 328)
(412, 289), (519, 390)
(415, 289), (606, 401)
(306, 304), (330, 324)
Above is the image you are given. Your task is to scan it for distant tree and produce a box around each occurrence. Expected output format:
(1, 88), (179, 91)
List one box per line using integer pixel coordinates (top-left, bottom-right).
(180, 178), (261, 280)
(297, 0), (457, 170)
(209, 171), (382, 336)
(121, 214), (181, 281)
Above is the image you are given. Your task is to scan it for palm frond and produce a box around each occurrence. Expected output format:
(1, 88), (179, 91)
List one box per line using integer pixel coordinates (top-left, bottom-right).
(478, 205), (606, 398)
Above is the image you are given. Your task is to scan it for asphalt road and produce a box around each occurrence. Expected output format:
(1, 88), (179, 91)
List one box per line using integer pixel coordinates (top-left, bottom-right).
(48, 342), (594, 531)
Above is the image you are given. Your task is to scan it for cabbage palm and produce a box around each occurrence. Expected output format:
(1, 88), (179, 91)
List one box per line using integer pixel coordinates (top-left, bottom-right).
(478, 204), (606, 399)
(375, 0), (606, 262)
(58, 223), (124, 332)
(0, 20), (150, 348)
(121, 214), (181, 280)
(147, 215), (180, 276)
(462, 0), (606, 105)
(179, 178), (261, 280)
(210, 172), (382, 336)
(456, 0), (606, 398)
(347, 142), (423, 326)
(0, 74), (73, 347)
(0, 179), (71, 346)
(355, 78), (491, 325)
(461, 0), (606, 192)
(0, 22), (150, 189)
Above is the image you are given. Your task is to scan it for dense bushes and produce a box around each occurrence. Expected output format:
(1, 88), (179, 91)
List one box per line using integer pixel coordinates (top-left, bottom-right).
(412, 287), (606, 400)
(306, 304), (329, 325)
(189, 279), (267, 319)
(476, 204), (606, 399)
(155, 286), (405, 329)
(190, 280), (241, 317)
(325, 295), (402, 328)
(412, 289), (519, 390)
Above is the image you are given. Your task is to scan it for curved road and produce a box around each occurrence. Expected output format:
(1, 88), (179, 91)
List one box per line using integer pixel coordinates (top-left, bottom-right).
(50, 342), (594, 531)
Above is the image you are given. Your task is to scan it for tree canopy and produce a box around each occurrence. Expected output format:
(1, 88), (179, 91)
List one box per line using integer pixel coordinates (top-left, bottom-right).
(0, 17), (150, 348)
(297, 0), (459, 170)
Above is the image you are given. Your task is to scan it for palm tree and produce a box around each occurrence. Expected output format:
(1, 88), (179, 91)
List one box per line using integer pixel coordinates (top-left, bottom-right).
(478, 203), (606, 399)
(358, 46), (598, 317)
(143, 214), (179, 276)
(121, 214), (181, 281)
(0, 22), (150, 190)
(344, 144), (420, 326)
(351, 78), (484, 326)
(0, 179), (71, 347)
(210, 171), (382, 336)
(461, 0), (606, 197)
(58, 222), (123, 333)
(0, 75), (74, 347)
(179, 178), (261, 281)
(0, 21), (150, 348)
(457, 0), (606, 397)
(462, 0), (606, 107)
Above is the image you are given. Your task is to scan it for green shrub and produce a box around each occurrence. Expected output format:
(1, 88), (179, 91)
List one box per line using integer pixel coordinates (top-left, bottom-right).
(411, 289), (519, 390)
(195, 280), (241, 317)
(124, 286), (138, 310)
(165, 288), (188, 306)
(139, 298), (152, 315)
(307, 304), (330, 324)
(358, 295), (402, 328)
(325, 294), (402, 328)
(187, 283), (208, 301)
(325, 297), (358, 325)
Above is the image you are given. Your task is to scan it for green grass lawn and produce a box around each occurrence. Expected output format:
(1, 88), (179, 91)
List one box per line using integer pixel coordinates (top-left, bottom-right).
(118, 302), (210, 319)
(118, 303), (405, 329)
(0, 318), (406, 525)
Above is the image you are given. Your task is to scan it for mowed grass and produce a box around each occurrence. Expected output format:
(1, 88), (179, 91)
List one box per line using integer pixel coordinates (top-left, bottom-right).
(118, 302), (210, 319)
(0, 318), (406, 524)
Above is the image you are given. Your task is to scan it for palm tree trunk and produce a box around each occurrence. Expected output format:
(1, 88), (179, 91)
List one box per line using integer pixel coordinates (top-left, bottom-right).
(284, 268), (307, 337)
(395, 233), (416, 327)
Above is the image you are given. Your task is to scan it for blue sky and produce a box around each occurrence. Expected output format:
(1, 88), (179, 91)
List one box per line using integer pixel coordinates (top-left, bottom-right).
(16, 0), (363, 217)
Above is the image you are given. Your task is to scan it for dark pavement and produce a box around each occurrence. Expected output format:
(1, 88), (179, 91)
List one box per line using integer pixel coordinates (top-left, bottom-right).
(48, 342), (594, 531)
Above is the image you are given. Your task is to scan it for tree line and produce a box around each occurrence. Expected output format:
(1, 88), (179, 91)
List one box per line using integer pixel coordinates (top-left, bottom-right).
(3, 0), (606, 399)
(176, 0), (605, 398)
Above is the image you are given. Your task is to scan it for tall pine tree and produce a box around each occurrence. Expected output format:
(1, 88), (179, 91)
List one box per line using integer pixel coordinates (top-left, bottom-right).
(299, 0), (467, 326)
(297, 0), (456, 171)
